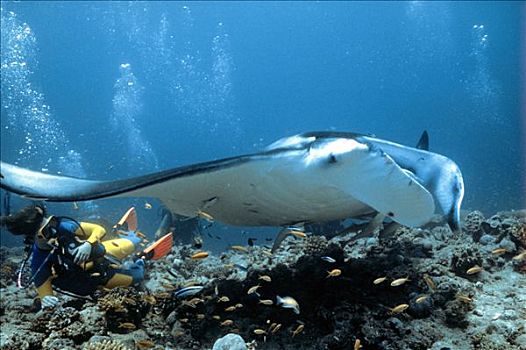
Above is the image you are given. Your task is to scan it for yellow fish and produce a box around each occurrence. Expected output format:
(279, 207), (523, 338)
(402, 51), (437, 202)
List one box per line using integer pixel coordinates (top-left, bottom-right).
(455, 293), (473, 303)
(271, 323), (282, 334)
(326, 269), (342, 278)
(466, 265), (483, 275)
(258, 275), (272, 282)
(292, 324), (304, 337)
(220, 319), (234, 326)
(259, 299), (273, 306)
(136, 339), (155, 349)
(217, 296), (230, 303)
(225, 306), (237, 312)
(143, 295), (156, 305)
(415, 295), (429, 304)
(373, 277), (387, 285)
(247, 285), (261, 295)
(253, 329), (267, 335)
(389, 303), (409, 314)
(230, 245), (249, 253)
(261, 249), (273, 257)
(118, 322), (137, 330)
(288, 230), (307, 238)
(390, 277), (410, 286)
(423, 274), (436, 290)
(197, 210), (214, 222)
(491, 248), (507, 255)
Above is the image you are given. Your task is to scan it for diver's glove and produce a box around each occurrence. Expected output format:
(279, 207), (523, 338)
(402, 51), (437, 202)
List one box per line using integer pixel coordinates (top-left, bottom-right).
(41, 295), (59, 308)
(72, 241), (92, 263)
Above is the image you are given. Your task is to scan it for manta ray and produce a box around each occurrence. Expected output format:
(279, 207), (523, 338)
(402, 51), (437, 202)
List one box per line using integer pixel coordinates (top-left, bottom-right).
(0, 131), (464, 234)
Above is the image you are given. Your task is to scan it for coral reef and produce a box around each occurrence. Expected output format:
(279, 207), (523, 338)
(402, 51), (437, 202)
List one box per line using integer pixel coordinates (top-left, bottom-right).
(0, 209), (525, 349)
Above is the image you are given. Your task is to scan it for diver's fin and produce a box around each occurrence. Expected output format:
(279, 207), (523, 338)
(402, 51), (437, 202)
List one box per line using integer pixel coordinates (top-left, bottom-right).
(114, 207), (138, 231)
(139, 232), (173, 260)
(339, 212), (386, 246)
(154, 211), (172, 239)
(416, 131), (429, 151)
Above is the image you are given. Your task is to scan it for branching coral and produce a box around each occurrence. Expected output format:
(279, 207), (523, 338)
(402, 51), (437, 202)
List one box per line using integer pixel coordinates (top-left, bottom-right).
(84, 339), (131, 350)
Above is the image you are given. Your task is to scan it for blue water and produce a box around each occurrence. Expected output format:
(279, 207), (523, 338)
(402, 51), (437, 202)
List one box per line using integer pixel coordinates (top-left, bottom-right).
(1, 2), (524, 245)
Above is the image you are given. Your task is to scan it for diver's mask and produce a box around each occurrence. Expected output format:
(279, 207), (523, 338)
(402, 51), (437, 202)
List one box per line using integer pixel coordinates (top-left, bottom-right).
(37, 215), (59, 242)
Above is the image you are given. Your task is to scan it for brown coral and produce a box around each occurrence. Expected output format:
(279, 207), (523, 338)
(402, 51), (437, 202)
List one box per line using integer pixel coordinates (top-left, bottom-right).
(302, 235), (328, 256)
(97, 287), (149, 333)
(508, 222), (526, 248)
(84, 339), (131, 350)
(464, 210), (485, 233)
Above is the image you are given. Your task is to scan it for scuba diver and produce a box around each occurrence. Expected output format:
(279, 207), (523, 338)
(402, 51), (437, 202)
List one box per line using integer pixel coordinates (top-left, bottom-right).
(0, 204), (173, 309)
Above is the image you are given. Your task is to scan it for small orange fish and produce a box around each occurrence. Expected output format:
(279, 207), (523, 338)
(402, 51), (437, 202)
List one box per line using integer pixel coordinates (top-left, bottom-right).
(136, 339), (155, 349)
(466, 265), (483, 275)
(197, 210), (214, 222)
(326, 269), (342, 278)
(389, 303), (409, 314)
(220, 319), (234, 326)
(191, 251), (209, 260)
(230, 245), (249, 253)
(118, 322), (137, 330)
(415, 295), (429, 304)
(271, 323), (282, 334)
(390, 277), (410, 286)
(491, 248), (507, 255)
(288, 230), (307, 238)
(423, 274), (436, 290)
(455, 293), (473, 303)
(143, 295), (156, 305)
(261, 249), (273, 257)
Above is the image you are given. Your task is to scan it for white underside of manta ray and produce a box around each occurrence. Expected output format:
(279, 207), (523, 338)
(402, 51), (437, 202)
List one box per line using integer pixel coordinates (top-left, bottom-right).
(0, 131), (464, 232)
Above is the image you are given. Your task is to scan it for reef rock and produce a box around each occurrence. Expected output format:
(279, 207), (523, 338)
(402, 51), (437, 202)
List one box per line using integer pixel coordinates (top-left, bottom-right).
(212, 333), (247, 350)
